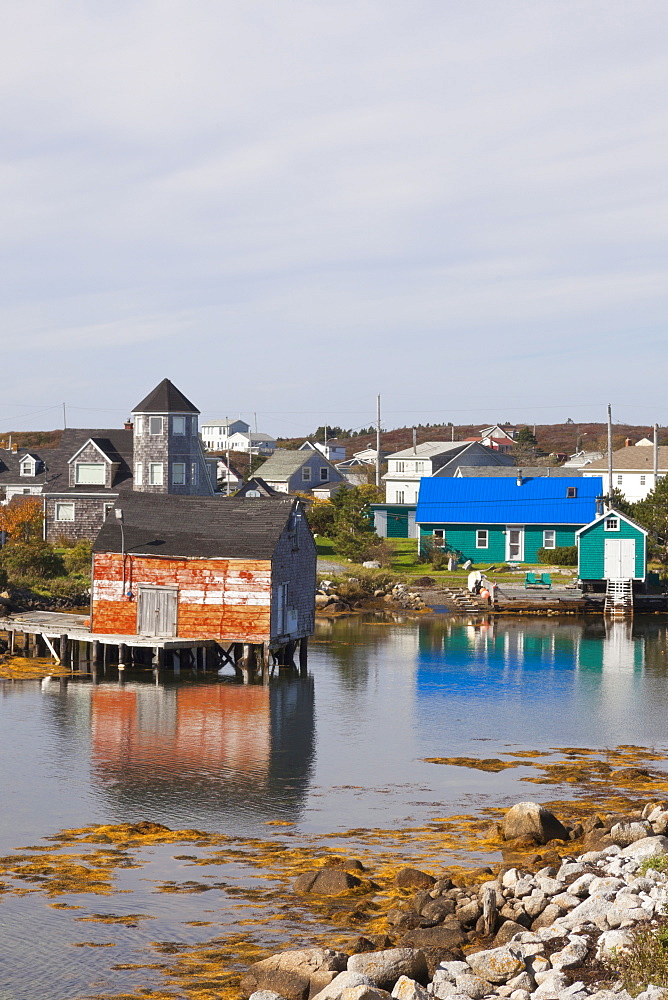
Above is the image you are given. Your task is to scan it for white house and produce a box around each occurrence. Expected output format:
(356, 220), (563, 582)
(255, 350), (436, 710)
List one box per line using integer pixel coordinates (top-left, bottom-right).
(228, 431), (276, 455)
(383, 441), (516, 505)
(201, 419), (276, 456)
(581, 441), (668, 502)
(299, 440), (346, 462)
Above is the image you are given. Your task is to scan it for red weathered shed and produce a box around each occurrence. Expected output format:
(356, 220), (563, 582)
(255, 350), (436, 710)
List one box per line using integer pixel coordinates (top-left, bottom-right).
(90, 493), (316, 648)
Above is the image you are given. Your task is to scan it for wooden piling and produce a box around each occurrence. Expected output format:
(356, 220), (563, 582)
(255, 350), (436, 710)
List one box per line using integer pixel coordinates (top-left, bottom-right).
(92, 641), (102, 665)
(59, 635), (68, 665)
(299, 637), (308, 676)
(118, 643), (128, 669)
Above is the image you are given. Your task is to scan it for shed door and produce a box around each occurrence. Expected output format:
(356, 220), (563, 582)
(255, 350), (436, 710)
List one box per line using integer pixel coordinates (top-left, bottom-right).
(137, 586), (178, 637)
(604, 538), (635, 578)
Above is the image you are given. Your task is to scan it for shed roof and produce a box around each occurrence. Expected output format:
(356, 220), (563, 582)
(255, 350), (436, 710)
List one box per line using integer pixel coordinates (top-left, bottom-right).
(415, 475), (604, 525)
(583, 446), (668, 472)
(132, 378), (199, 414)
(455, 465), (582, 478)
(93, 493), (298, 559)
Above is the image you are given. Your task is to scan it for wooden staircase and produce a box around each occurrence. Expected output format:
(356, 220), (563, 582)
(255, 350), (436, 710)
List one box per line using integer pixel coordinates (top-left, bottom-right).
(440, 586), (488, 613)
(604, 578), (634, 617)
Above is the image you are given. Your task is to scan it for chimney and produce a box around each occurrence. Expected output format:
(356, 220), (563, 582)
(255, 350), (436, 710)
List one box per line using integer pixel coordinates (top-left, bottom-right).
(516, 469), (523, 486)
(124, 419), (134, 430)
(625, 438), (632, 447)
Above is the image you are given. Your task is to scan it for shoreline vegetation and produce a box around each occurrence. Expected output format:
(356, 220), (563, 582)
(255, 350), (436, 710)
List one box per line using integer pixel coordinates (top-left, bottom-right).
(1, 749), (668, 1000)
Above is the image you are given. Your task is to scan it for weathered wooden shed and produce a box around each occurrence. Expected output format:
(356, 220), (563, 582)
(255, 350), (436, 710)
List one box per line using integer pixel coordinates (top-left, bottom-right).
(90, 493), (316, 663)
(576, 509), (647, 586)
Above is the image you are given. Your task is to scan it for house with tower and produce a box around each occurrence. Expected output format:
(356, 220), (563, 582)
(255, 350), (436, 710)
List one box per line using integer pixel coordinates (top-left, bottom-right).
(40, 379), (217, 543)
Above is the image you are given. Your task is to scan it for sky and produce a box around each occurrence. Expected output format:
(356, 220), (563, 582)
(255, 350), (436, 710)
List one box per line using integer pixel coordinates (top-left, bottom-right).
(1, 1), (667, 438)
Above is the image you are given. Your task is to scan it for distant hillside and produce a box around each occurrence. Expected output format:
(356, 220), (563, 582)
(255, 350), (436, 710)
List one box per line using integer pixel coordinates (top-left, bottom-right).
(278, 423), (667, 460)
(0, 430), (63, 450)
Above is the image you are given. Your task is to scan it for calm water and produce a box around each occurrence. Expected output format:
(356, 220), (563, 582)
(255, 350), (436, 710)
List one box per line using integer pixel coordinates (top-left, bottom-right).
(2, 613), (668, 998)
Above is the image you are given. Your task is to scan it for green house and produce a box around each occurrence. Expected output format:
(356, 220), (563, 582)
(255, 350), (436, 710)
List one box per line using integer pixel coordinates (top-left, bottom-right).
(576, 509), (647, 584)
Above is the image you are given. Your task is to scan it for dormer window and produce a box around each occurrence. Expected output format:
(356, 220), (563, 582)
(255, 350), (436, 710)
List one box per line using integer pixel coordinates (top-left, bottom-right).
(172, 416), (186, 435)
(149, 416), (163, 435)
(20, 458), (36, 477)
(76, 463), (106, 485)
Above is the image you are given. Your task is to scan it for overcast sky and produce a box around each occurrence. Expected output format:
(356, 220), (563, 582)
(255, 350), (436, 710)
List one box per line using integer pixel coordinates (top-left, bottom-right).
(1, 1), (667, 437)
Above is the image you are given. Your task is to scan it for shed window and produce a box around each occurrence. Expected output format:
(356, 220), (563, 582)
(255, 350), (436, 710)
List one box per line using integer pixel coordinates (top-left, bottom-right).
(55, 502), (75, 522)
(320, 467), (328, 481)
(172, 416), (186, 436)
(135, 462), (143, 486)
(605, 518), (619, 531)
(76, 463), (106, 485)
(543, 529), (556, 549)
(302, 466), (312, 482)
(172, 462), (186, 485)
(433, 529), (445, 547)
(476, 529), (488, 548)
(149, 416), (163, 435)
(566, 486), (577, 498)
(149, 463), (163, 486)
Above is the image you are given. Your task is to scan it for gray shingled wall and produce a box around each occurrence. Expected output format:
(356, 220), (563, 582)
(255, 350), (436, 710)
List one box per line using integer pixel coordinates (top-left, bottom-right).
(271, 510), (317, 640)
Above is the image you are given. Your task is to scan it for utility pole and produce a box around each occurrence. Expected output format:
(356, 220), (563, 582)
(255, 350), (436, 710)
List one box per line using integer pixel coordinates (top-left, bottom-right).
(63, 402), (67, 429)
(654, 423), (659, 489)
(607, 403), (613, 505)
(375, 394), (381, 488)
(412, 427), (417, 454)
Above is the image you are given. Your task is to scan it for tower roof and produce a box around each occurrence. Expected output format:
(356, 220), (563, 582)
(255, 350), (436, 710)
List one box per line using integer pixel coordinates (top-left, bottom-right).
(132, 378), (199, 414)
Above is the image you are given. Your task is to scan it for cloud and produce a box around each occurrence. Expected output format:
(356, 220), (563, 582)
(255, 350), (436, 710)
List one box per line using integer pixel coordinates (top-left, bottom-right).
(0, 1), (667, 431)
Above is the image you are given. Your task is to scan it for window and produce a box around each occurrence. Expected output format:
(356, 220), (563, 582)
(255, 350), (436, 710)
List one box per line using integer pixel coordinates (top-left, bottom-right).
(135, 462), (143, 486)
(476, 529), (488, 548)
(396, 490), (405, 503)
(22, 488), (31, 495)
(55, 502), (75, 522)
(172, 462), (186, 485)
(617, 475), (623, 486)
(605, 518), (619, 531)
(172, 416), (186, 436)
(640, 475), (646, 486)
(320, 467), (328, 481)
(149, 416), (163, 435)
(302, 466), (312, 482)
(134, 415), (143, 434)
(76, 463), (105, 485)
(395, 461), (405, 472)
(543, 529), (556, 549)
(566, 486), (577, 498)
(20, 460), (34, 476)
(191, 463), (198, 485)
(433, 528), (445, 547)
(103, 503), (114, 519)
(246, 489), (260, 497)
(149, 463), (163, 486)
(416, 462), (425, 472)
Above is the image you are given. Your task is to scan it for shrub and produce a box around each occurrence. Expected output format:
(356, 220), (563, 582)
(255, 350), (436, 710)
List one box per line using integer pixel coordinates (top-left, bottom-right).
(537, 546), (578, 566)
(62, 540), (93, 576)
(609, 921), (668, 994)
(327, 569), (397, 604)
(638, 855), (668, 876)
(0, 540), (64, 580)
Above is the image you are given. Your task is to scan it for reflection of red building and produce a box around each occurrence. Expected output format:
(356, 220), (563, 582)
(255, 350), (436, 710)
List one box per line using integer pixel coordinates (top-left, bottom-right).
(91, 684), (270, 782)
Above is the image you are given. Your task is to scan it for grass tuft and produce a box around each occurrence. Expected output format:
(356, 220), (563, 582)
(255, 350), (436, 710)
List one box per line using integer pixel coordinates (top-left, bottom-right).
(609, 921), (668, 996)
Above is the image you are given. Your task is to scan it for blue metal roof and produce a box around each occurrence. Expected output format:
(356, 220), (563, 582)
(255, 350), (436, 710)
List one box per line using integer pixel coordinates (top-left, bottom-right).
(415, 475), (604, 525)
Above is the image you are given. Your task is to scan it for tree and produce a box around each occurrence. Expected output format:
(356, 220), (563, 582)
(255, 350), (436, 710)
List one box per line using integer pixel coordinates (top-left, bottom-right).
(516, 426), (538, 447)
(0, 496), (43, 542)
(330, 485), (385, 562)
(630, 479), (668, 560)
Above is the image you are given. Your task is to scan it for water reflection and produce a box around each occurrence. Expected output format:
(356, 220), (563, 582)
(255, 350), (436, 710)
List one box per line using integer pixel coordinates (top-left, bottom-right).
(40, 675), (315, 831)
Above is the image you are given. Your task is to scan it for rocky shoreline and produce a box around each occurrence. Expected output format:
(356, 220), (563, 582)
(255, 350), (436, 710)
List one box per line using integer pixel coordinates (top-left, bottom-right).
(241, 800), (668, 1000)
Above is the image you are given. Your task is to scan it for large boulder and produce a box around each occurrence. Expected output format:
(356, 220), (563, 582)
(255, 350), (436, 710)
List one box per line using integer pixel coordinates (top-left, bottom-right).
(241, 949), (348, 1000)
(311, 973), (375, 1000)
(465, 946), (525, 984)
(394, 868), (436, 890)
(294, 869), (363, 894)
(399, 926), (466, 951)
(609, 820), (652, 846)
(502, 803), (569, 845)
(347, 949), (429, 990)
(619, 835), (668, 860)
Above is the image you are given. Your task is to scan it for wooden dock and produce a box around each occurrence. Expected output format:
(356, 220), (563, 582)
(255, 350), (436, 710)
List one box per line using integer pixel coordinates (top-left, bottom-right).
(1, 611), (307, 681)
